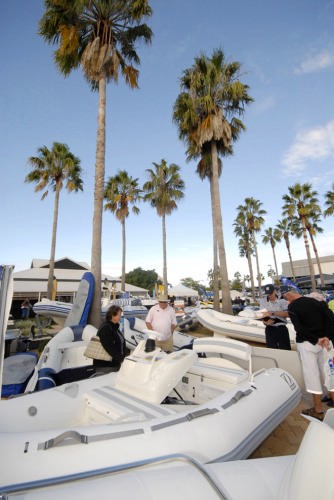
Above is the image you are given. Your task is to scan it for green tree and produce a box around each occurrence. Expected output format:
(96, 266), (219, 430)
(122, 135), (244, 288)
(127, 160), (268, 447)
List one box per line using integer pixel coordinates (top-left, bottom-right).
(234, 217), (256, 302)
(235, 198), (266, 297)
(180, 277), (203, 292)
(276, 218), (296, 281)
(39, 0), (152, 326)
(292, 210), (325, 288)
(125, 267), (158, 292)
(173, 48), (253, 314)
(324, 183), (334, 217)
(230, 272), (242, 291)
(143, 159), (185, 294)
(25, 142), (83, 299)
(282, 183), (319, 291)
(262, 227), (281, 284)
(104, 170), (142, 292)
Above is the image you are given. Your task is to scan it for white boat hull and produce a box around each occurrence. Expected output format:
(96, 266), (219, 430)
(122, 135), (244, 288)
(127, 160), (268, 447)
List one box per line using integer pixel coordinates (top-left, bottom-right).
(197, 308), (296, 346)
(0, 337), (301, 486)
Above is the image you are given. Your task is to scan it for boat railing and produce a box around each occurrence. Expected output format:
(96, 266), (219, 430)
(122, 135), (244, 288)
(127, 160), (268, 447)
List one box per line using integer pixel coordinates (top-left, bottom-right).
(0, 453), (229, 499)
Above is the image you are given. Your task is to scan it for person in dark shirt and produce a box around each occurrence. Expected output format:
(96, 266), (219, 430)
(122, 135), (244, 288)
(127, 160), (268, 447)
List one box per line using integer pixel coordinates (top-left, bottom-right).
(281, 285), (334, 421)
(258, 284), (291, 350)
(93, 305), (127, 374)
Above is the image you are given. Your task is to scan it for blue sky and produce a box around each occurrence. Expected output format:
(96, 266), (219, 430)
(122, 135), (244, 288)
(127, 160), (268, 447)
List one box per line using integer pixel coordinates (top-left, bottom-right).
(1, 0), (334, 287)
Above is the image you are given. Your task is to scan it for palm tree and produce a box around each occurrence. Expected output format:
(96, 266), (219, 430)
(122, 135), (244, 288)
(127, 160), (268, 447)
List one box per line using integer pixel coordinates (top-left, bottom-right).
(234, 213), (256, 302)
(262, 227), (281, 284)
(104, 170), (142, 292)
(276, 218), (296, 281)
(282, 183), (319, 291)
(324, 183), (334, 217)
(143, 160), (185, 294)
(236, 198), (266, 297)
(196, 153), (222, 309)
(293, 211), (325, 288)
(25, 142), (83, 298)
(39, 1), (152, 326)
(173, 48), (253, 314)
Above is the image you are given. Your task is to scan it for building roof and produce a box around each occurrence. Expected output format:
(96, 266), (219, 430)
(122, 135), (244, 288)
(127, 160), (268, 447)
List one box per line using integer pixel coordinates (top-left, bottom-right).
(13, 257), (149, 297)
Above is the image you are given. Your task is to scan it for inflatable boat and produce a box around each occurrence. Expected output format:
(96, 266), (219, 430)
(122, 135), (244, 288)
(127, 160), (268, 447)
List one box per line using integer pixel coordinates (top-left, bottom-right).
(197, 308), (296, 346)
(1, 417), (333, 499)
(0, 336), (301, 486)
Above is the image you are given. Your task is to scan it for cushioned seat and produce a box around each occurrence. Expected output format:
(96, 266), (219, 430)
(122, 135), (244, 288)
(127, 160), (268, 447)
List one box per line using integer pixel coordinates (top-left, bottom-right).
(188, 362), (249, 385)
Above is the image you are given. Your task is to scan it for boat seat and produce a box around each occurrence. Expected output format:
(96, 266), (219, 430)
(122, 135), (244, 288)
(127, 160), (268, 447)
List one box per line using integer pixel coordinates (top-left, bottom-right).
(84, 385), (174, 423)
(192, 337), (252, 378)
(188, 362), (249, 385)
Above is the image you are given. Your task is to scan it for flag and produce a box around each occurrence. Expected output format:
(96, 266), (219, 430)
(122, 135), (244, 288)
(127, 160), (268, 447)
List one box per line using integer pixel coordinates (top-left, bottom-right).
(280, 276), (302, 294)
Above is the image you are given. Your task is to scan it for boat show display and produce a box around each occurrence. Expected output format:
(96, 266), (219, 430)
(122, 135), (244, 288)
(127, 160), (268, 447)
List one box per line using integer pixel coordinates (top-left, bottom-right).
(0, 336), (301, 486)
(197, 308), (296, 346)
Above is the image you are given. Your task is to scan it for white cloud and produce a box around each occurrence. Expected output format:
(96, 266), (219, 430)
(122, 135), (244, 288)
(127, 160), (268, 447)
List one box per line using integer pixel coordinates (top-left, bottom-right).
(282, 120), (334, 176)
(295, 48), (334, 74)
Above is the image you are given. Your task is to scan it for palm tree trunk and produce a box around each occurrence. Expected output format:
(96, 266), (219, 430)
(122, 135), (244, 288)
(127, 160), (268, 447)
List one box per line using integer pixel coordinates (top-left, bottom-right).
(47, 186), (60, 298)
(252, 232), (263, 297)
(271, 243), (279, 282)
(308, 230), (324, 288)
(162, 214), (168, 294)
(121, 218), (126, 292)
(246, 244), (256, 303)
(211, 141), (232, 314)
(90, 77), (106, 326)
(210, 177), (220, 310)
(284, 235), (296, 281)
(301, 217), (316, 291)
(213, 231), (220, 310)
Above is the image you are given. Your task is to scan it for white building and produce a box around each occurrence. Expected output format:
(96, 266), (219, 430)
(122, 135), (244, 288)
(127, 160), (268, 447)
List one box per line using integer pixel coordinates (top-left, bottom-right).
(281, 255), (334, 288)
(13, 257), (149, 303)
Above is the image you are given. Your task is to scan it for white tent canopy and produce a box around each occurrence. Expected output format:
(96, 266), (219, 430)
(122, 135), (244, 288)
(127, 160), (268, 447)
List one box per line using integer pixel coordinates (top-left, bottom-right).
(168, 284), (198, 297)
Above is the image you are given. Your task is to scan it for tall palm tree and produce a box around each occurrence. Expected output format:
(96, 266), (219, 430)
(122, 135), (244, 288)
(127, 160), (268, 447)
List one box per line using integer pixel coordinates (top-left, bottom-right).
(39, 0), (152, 326)
(306, 216), (324, 288)
(196, 153), (222, 309)
(104, 170), (141, 292)
(173, 48), (253, 314)
(282, 183), (319, 291)
(234, 213), (256, 302)
(262, 227), (281, 283)
(293, 211), (325, 288)
(143, 160), (185, 294)
(276, 218), (296, 281)
(324, 183), (334, 217)
(236, 198), (266, 297)
(25, 142), (83, 298)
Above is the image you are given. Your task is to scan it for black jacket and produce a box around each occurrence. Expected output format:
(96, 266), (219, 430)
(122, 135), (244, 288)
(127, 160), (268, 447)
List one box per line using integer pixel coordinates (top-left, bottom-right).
(93, 320), (126, 369)
(288, 297), (334, 344)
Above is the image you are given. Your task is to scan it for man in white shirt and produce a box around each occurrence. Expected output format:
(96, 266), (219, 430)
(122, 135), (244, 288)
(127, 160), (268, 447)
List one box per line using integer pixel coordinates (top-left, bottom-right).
(145, 295), (177, 352)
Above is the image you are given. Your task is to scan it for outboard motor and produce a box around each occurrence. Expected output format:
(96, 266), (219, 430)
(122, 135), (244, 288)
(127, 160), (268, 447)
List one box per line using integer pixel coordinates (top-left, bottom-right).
(145, 338), (156, 352)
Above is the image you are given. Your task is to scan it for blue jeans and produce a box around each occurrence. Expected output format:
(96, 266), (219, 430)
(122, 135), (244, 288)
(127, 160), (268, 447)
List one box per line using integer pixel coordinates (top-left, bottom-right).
(21, 308), (29, 319)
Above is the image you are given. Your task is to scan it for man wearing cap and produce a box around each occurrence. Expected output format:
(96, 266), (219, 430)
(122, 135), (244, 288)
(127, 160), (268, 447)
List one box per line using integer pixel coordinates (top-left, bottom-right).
(258, 284), (291, 350)
(145, 295), (177, 352)
(281, 286), (334, 420)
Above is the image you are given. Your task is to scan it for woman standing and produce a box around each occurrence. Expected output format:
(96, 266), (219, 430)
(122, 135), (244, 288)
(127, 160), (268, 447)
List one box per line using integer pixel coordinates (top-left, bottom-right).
(93, 305), (127, 374)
